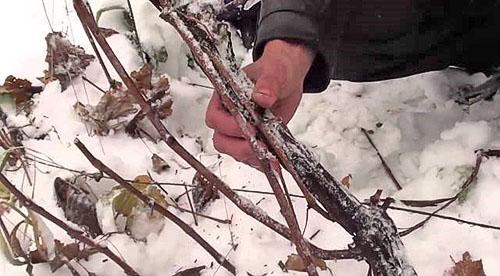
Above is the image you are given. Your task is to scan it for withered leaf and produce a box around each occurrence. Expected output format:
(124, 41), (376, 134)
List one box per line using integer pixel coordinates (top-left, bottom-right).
(131, 64), (153, 90)
(0, 75), (43, 109)
(0, 225), (26, 266)
(340, 174), (352, 189)
(152, 153), (170, 174)
(191, 172), (219, 212)
(49, 240), (96, 272)
(131, 64), (172, 120)
(98, 27), (119, 38)
(284, 254), (327, 272)
(74, 85), (138, 136)
(444, 252), (486, 276)
(40, 32), (95, 90)
(27, 210), (53, 263)
(54, 177), (102, 237)
(173, 265), (206, 276)
(9, 221), (28, 259)
(29, 249), (48, 264)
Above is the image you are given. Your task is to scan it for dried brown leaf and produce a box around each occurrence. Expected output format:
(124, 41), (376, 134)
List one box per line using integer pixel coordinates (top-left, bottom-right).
(0, 75), (43, 109)
(131, 65), (172, 120)
(98, 27), (119, 38)
(444, 252), (486, 276)
(54, 177), (102, 237)
(40, 32), (95, 90)
(131, 64), (153, 90)
(151, 153), (170, 174)
(9, 221), (28, 259)
(28, 210), (56, 263)
(74, 85), (139, 136)
(49, 240), (85, 272)
(191, 171), (219, 212)
(284, 254), (327, 272)
(173, 265), (206, 276)
(340, 174), (352, 189)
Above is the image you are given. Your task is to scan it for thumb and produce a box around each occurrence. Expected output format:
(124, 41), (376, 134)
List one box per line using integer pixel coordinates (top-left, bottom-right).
(252, 74), (282, 109)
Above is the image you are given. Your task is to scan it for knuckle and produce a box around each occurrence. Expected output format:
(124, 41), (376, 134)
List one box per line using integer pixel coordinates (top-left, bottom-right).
(212, 135), (222, 151)
(205, 107), (217, 129)
(205, 113), (214, 129)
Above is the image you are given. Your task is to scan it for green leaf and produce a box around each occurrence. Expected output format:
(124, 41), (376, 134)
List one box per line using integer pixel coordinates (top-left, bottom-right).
(111, 175), (168, 218)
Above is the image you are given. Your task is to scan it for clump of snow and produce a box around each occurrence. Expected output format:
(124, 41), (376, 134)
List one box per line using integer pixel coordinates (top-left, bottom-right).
(440, 121), (491, 149)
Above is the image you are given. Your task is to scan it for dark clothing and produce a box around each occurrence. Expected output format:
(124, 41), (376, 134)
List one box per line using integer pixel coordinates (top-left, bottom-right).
(253, 0), (500, 93)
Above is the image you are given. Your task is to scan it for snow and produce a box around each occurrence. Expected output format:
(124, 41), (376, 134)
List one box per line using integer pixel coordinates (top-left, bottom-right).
(1, 0), (500, 275)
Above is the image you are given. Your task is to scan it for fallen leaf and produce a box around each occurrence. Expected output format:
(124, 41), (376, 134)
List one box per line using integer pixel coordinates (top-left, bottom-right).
(74, 85), (139, 136)
(74, 65), (173, 137)
(131, 64), (153, 90)
(0, 225), (26, 266)
(111, 175), (169, 238)
(191, 172), (219, 212)
(340, 174), (352, 189)
(54, 177), (102, 237)
(98, 27), (119, 38)
(284, 254), (327, 272)
(49, 240), (98, 272)
(151, 153), (170, 174)
(131, 65), (172, 120)
(40, 32), (95, 90)
(173, 265), (206, 276)
(112, 175), (167, 217)
(444, 251), (486, 276)
(0, 75), (43, 110)
(9, 221), (28, 259)
(28, 210), (56, 262)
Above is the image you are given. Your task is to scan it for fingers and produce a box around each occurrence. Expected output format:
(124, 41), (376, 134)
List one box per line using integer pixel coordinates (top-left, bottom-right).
(244, 61), (286, 109)
(253, 74), (281, 109)
(212, 131), (260, 168)
(205, 93), (243, 137)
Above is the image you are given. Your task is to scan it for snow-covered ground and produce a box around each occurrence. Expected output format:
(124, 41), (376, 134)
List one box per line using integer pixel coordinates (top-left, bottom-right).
(1, 1), (500, 275)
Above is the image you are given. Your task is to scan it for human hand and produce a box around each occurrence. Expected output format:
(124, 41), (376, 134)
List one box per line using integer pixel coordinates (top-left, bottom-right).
(205, 39), (315, 168)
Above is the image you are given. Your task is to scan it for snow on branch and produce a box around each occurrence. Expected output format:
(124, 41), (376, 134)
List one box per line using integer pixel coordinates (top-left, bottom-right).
(149, 2), (417, 275)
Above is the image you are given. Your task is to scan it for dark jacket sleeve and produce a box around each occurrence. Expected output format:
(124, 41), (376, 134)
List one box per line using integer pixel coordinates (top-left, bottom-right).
(252, 0), (333, 93)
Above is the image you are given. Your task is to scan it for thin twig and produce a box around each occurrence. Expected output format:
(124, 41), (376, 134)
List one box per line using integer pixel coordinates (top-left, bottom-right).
(183, 183), (198, 226)
(186, 82), (213, 89)
(125, 0), (146, 63)
(361, 128), (402, 190)
(309, 229), (320, 240)
(384, 205), (500, 231)
(399, 153), (483, 236)
(80, 2), (114, 88)
(380, 197), (455, 208)
(82, 76), (106, 93)
(40, 0), (54, 32)
(0, 173), (139, 275)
